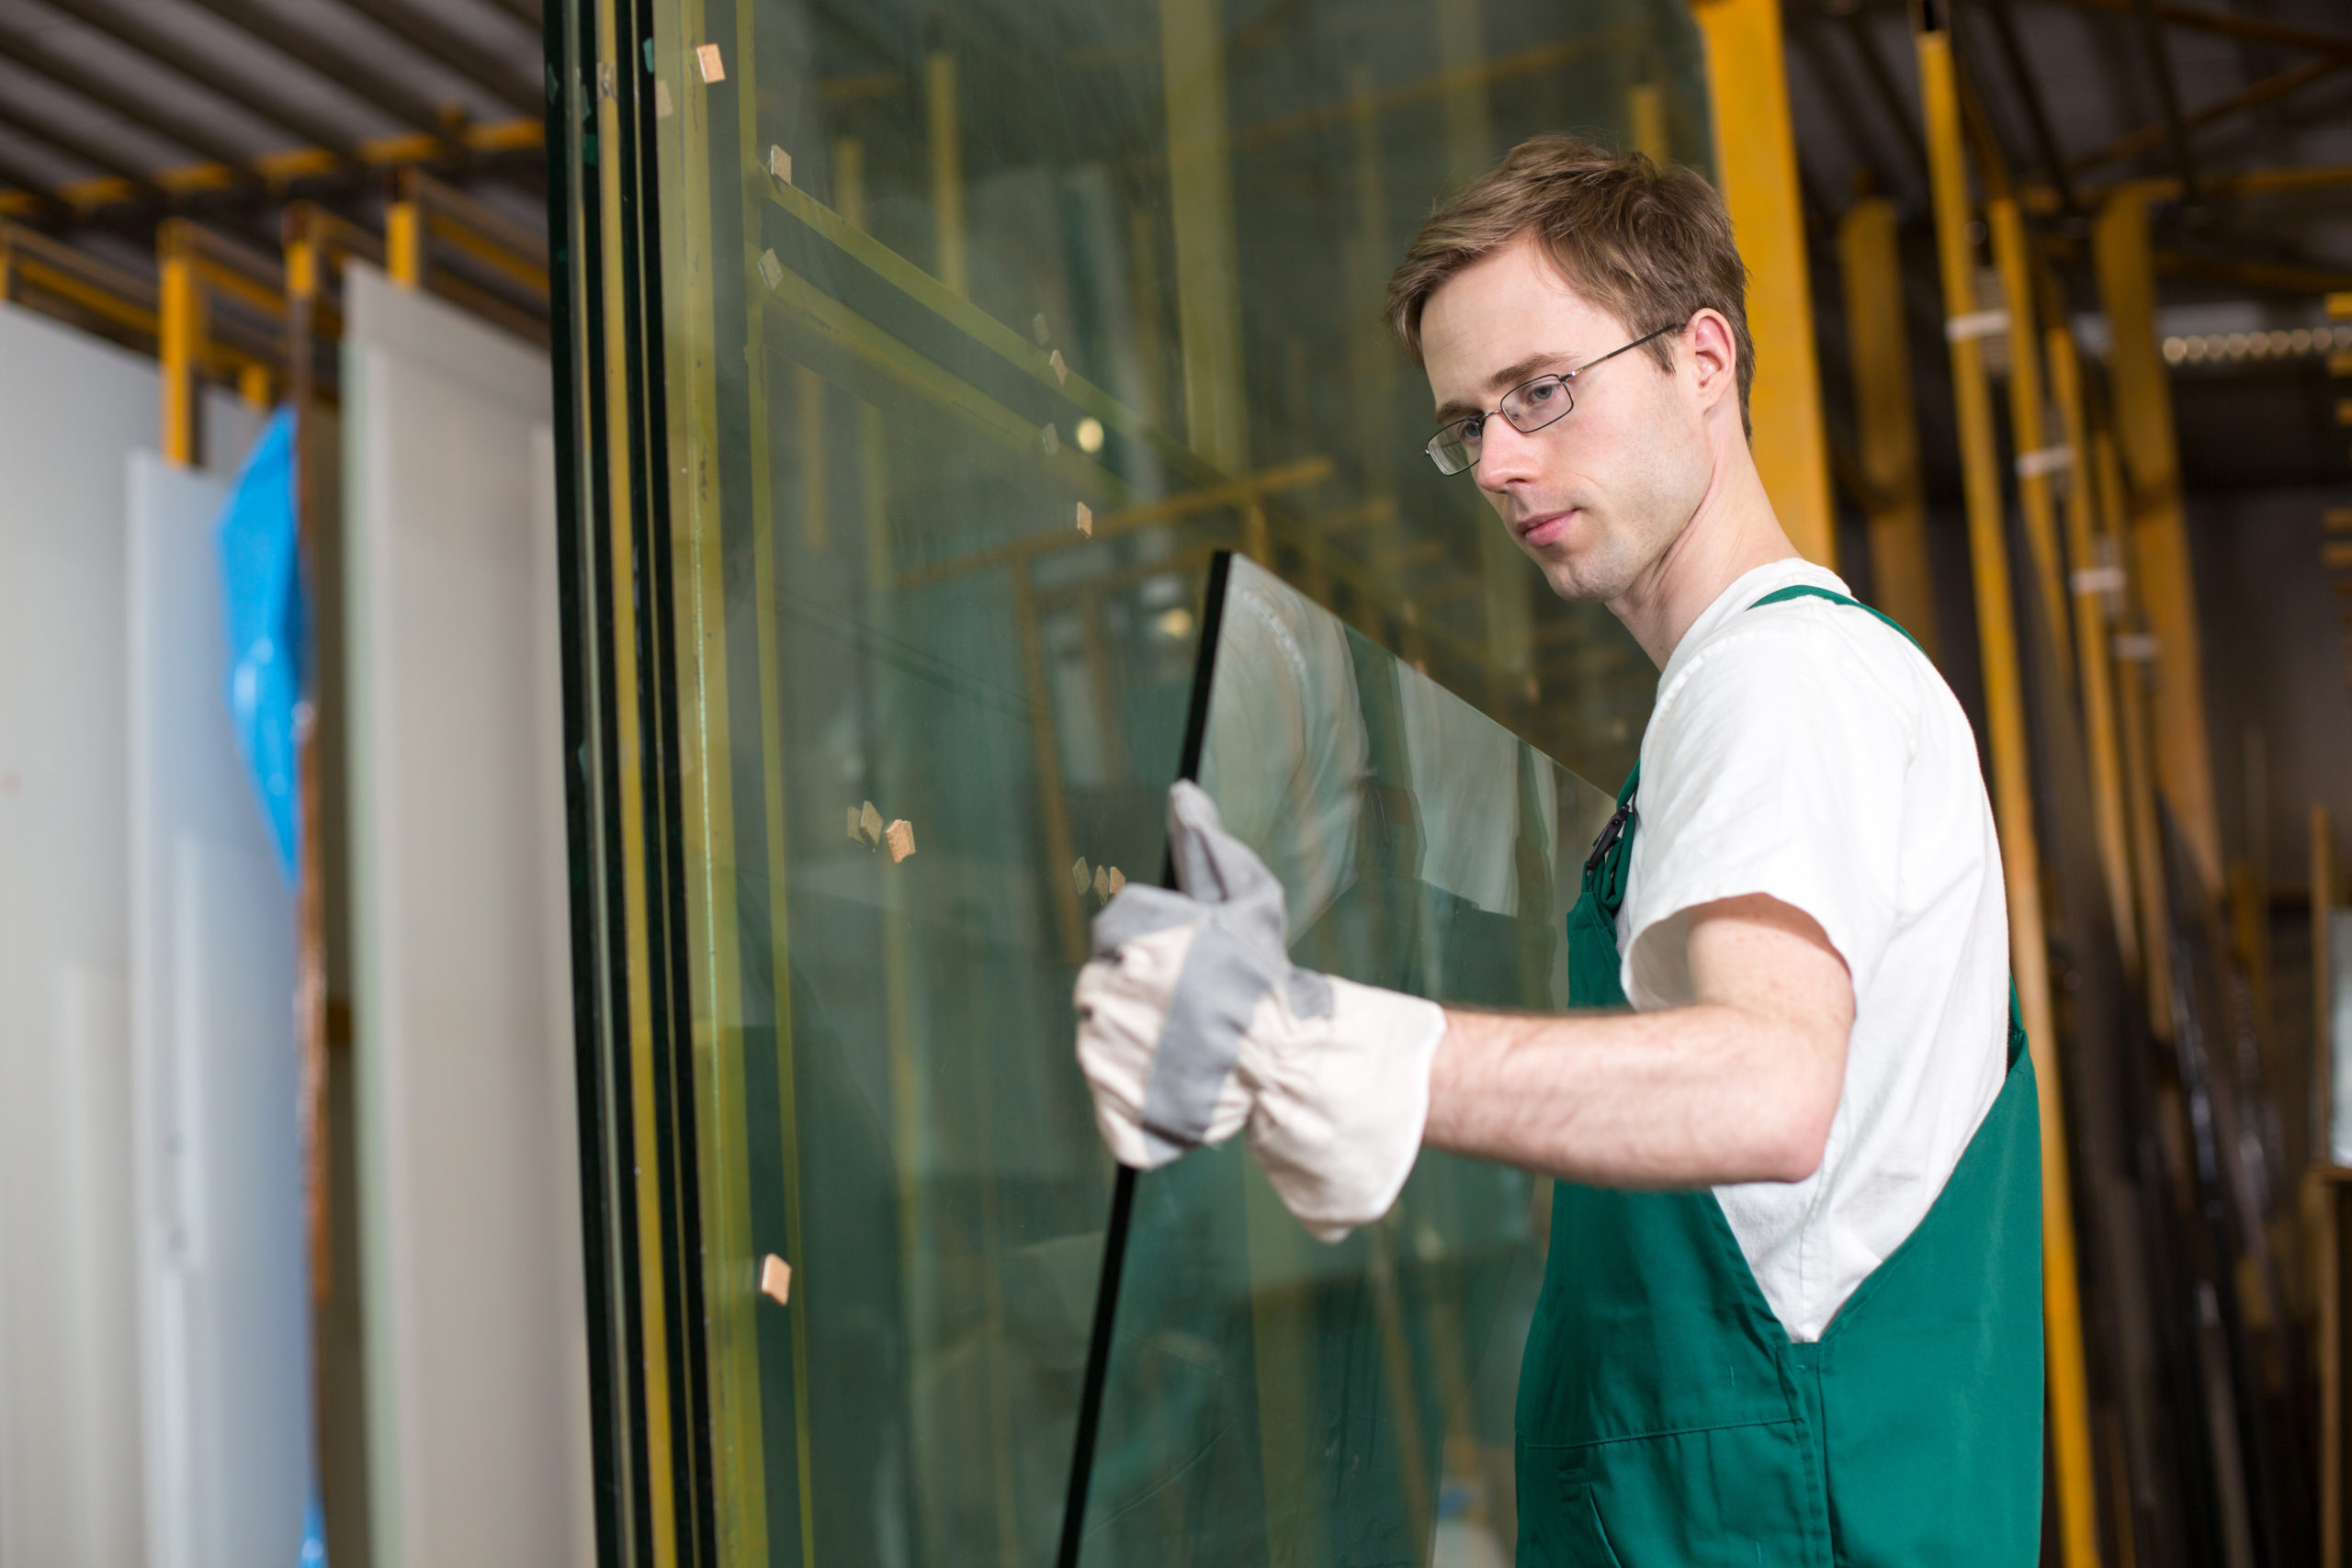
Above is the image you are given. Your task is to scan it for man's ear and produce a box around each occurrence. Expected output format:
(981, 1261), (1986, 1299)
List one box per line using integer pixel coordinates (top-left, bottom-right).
(1682, 308), (1739, 416)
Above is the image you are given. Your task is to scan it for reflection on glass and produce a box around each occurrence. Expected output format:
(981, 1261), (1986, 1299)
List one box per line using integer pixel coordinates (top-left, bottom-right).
(557, 0), (1706, 1562)
(1073, 554), (1614, 1566)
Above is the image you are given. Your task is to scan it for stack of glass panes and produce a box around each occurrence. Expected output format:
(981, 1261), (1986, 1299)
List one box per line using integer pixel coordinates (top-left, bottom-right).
(547, 2), (1703, 1561)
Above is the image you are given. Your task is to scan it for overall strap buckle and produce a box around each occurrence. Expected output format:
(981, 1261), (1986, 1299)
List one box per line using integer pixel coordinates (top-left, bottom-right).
(1584, 794), (1637, 878)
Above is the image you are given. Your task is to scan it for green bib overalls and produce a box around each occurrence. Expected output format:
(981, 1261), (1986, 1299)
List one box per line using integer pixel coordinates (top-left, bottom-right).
(1513, 585), (2044, 1566)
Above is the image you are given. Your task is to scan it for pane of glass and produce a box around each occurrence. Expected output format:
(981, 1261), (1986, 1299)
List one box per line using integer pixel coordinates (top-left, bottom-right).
(560, 0), (1709, 1560)
(1073, 554), (1615, 1566)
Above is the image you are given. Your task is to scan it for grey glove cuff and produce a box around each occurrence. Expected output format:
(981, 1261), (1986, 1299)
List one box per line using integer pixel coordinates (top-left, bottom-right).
(1089, 782), (1330, 1162)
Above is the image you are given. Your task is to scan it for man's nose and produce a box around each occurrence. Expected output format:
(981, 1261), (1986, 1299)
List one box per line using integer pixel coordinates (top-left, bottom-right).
(1475, 415), (1542, 493)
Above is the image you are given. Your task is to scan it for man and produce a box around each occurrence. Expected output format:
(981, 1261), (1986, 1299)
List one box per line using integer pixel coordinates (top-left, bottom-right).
(1076, 137), (2041, 1563)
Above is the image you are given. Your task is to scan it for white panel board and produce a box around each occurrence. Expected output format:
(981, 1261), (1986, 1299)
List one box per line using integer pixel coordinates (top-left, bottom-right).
(128, 454), (308, 1568)
(343, 264), (590, 1568)
(0, 302), (164, 1568)
(0, 300), (296, 1568)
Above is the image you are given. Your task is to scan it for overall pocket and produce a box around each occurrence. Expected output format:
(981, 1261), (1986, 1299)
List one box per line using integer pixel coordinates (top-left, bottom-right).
(1519, 1421), (1828, 1568)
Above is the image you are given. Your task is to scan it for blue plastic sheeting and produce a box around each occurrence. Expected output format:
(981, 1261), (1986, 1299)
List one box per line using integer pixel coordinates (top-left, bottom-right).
(214, 407), (305, 880)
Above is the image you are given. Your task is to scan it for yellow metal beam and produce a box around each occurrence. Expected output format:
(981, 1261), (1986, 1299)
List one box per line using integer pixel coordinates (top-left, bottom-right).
(2044, 311), (2143, 977)
(159, 227), (204, 468)
(1159, 0), (1250, 476)
(1435, 0), (1533, 699)
(2093, 186), (2224, 895)
(2319, 798), (2343, 1568)
(0, 118), (544, 220)
(1987, 197), (2073, 691)
(925, 51), (966, 298)
(1917, 28), (2102, 1568)
(1692, 0), (1835, 568)
(2025, 159), (2352, 215)
(1836, 196), (1938, 657)
(2098, 431), (2178, 1038)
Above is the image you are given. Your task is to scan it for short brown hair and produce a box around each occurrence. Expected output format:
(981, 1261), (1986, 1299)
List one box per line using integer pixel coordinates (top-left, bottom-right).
(1386, 136), (1754, 436)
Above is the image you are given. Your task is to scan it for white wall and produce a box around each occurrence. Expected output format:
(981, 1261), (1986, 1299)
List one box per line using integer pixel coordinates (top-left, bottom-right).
(0, 302), (264, 1568)
(128, 453), (310, 1568)
(342, 264), (592, 1568)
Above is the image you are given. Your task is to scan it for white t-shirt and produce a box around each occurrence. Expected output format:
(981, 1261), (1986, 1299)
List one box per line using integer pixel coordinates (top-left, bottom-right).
(1617, 558), (2009, 1342)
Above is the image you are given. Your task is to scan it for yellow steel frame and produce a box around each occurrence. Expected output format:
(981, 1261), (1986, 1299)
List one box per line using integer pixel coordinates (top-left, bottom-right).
(0, 118), (544, 223)
(2041, 302), (2143, 977)
(157, 219), (286, 468)
(383, 167), (552, 344)
(1691, 0), (1835, 567)
(1916, 27), (2102, 1568)
(0, 220), (165, 355)
(2094, 186), (2224, 897)
(1836, 196), (1938, 654)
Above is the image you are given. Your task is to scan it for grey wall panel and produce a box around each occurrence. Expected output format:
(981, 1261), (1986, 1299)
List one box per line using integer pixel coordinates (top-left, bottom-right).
(342, 264), (591, 1568)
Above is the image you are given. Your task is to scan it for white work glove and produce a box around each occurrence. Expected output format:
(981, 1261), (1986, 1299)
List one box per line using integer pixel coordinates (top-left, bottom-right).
(1073, 781), (1448, 1242)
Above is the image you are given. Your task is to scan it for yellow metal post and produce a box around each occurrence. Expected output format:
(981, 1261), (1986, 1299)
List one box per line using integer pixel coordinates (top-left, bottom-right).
(386, 197), (423, 288)
(2094, 186), (2223, 897)
(1836, 196), (1937, 655)
(2320, 803), (2337, 1168)
(1159, 0), (1249, 475)
(159, 222), (205, 468)
(1628, 80), (1669, 164)
(2043, 313), (2142, 976)
(1987, 197), (2072, 690)
(924, 51), (965, 298)
(1436, 0), (1533, 697)
(1691, 0), (1835, 567)
(2098, 429), (2177, 1037)
(1916, 27), (2102, 1568)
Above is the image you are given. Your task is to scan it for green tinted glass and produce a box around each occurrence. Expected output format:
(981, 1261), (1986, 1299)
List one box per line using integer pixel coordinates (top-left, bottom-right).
(1069, 554), (1614, 1564)
(549, 0), (1706, 1561)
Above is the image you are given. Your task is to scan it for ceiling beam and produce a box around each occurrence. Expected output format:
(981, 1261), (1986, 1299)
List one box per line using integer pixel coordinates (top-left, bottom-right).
(2025, 161), (2352, 212)
(1789, 13), (1907, 198)
(1836, 10), (1931, 186)
(2045, 0), (2352, 63)
(39, 0), (368, 164)
(2128, 0), (2202, 198)
(0, 148), (71, 220)
(2068, 55), (2345, 175)
(0, 95), (165, 192)
(179, 0), (459, 137)
(319, 0), (537, 115)
(0, 16), (262, 175)
(2154, 248), (2352, 296)
(1980, 0), (2077, 211)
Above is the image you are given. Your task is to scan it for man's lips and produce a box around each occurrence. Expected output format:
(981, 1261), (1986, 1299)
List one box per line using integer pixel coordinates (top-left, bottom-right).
(1514, 510), (1574, 547)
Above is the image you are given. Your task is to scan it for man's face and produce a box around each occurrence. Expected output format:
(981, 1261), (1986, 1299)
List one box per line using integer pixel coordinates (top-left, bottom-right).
(1418, 234), (1713, 604)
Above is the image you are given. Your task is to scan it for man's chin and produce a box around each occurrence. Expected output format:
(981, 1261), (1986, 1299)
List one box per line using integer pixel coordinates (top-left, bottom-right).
(1527, 544), (1627, 605)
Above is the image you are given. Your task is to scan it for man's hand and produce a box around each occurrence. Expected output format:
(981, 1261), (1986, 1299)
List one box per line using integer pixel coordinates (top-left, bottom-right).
(1424, 893), (1853, 1188)
(1074, 782), (1448, 1240)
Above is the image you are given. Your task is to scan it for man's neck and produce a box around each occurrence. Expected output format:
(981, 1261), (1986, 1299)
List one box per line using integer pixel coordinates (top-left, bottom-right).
(1607, 436), (1801, 668)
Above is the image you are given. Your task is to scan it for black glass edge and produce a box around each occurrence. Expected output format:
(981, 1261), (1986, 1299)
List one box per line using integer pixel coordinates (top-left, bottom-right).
(1053, 549), (1238, 1568)
(542, 0), (637, 1563)
(616, 0), (720, 1551)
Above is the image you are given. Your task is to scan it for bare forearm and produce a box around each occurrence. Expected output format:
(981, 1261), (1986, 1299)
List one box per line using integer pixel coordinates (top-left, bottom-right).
(1422, 1004), (1838, 1188)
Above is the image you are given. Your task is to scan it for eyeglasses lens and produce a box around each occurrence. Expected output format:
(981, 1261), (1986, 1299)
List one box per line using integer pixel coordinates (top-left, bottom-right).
(1427, 425), (1475, 475)
(1501, 376), (1572, 433)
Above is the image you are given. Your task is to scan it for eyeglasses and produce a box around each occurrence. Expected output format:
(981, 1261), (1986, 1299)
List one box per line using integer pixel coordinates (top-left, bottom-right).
(1422, 325), (1676, 476)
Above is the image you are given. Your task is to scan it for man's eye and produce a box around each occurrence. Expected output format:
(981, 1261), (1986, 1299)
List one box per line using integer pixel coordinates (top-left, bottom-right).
(1523, 379), (1560, 404)
(1454, 416), (1485, 443)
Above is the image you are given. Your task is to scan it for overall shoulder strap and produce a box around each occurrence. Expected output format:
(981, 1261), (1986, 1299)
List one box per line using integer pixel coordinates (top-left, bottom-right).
(1747, 582), (1924, 656)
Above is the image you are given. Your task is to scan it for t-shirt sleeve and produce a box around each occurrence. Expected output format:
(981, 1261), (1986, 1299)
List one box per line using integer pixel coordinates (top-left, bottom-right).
(1620, 616), (1912, 1010)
